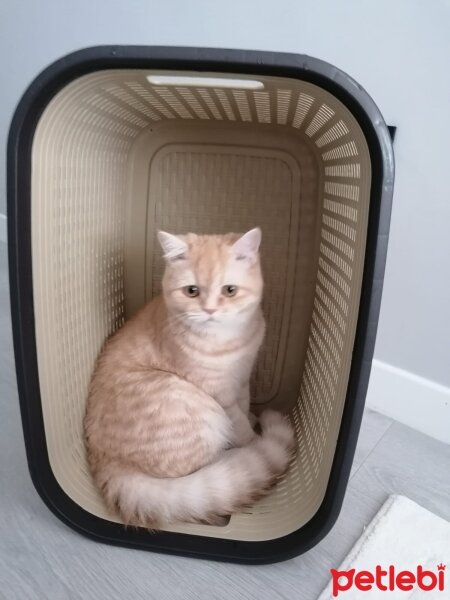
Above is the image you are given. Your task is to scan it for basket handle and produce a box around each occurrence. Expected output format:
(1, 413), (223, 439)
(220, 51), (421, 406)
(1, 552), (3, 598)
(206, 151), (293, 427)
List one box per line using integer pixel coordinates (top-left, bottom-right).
(146, 74), (264, 90)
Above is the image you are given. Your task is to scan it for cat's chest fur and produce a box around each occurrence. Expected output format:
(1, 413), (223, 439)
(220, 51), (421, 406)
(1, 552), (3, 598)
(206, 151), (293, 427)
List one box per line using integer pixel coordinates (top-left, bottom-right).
(169, 316), (264, 406)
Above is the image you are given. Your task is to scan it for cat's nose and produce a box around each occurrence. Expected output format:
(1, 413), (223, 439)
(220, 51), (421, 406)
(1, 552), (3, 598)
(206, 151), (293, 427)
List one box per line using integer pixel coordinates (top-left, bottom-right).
(204, 308), (218, 315)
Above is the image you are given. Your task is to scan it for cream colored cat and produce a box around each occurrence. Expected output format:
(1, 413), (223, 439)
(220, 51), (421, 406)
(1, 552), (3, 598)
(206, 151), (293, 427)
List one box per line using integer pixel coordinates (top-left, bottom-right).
(84, 228), (294, 527)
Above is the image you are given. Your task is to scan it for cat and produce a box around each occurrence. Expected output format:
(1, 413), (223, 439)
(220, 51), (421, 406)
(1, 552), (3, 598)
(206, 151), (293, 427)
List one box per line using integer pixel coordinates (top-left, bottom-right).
(84, 228), (295, 527)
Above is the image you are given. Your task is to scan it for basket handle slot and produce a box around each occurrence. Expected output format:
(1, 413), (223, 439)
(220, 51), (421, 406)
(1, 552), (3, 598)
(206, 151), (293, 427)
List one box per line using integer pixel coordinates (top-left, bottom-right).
(146, 74), (264, 90)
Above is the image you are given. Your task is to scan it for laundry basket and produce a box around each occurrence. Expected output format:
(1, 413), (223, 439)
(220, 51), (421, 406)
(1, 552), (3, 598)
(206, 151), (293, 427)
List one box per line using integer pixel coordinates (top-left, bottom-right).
(8, 46), (394, 563)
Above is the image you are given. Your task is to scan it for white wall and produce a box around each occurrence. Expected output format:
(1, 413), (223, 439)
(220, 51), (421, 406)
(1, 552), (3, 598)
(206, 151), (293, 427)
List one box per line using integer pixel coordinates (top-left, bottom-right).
(1, 0), (449, 440)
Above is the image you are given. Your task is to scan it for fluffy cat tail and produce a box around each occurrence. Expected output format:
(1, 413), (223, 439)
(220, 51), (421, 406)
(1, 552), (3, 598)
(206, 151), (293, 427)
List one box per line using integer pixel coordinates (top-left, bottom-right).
(101, 410), (295, 527)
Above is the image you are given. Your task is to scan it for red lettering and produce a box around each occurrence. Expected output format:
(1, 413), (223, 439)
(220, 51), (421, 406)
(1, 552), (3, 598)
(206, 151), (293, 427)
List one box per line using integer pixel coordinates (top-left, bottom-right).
(331, 569), (355, 597)
(396, 571), (415, 591)
(438, 568), (445, 591)
(417, 566), (437, 591)
(354, 571), (374, 591)
(331, 563), (445, 595)
(389, 565), (397, 591)
(375, 565), (388, 591)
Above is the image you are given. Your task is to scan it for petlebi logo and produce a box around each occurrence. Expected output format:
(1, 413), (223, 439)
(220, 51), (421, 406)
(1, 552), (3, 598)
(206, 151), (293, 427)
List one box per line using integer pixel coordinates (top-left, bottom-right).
(330, 563), (446, 597)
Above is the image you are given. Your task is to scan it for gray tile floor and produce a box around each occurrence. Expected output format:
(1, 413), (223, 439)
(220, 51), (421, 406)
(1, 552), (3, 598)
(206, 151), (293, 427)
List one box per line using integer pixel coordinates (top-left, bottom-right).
(0, 241), (449, 600)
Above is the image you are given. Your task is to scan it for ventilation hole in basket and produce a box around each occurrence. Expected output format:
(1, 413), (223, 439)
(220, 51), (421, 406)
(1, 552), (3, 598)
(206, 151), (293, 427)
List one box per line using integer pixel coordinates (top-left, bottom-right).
(314, 296), (344, 350)
(154, 87), (193, 119)
(324, 181), (360, 202)
(253, 91), (271, 123)
(317, 271), (349, 317)
(321, 229), (355, 262)
(214, 89), (236, 120)
(292, 93), (314, 128)
(310, 324), (338, 383)
(232, 90), (252, 122)
(103, 85), (161, 121)
(310, 388), (327, 450)
(76, 107), (137, 139)
(320, 242), (352, 282)
(315, 120), (349, 147)
(301, 355), (334, 470)
(316, 286), (346, 335)
(175, 88), (209, 119)
(309, 367), (336, 433)
(323, 198), (358, 222)
(319, 257), (351, 298)
(197, 88), (223, 120)
(87, 95), (148, 129)
(304, 370), (325, 420)
(324, 163), (361, 178)
(299, 414), (316, 480)
(305, 104), (335, 137)
(276, 89), (292, 125)
(308, 337), (335, 396)
(125, 82), (176, 119)
(85, 96), (146, 133)
(322, 140), (358, 161)
(302, 397), (321, 471)
(322, 214), (356, 242)
(312, 311), (341, 368)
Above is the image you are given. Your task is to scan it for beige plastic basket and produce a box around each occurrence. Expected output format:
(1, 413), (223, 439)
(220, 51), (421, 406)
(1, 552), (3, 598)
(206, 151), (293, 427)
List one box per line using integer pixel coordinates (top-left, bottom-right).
(8, 47), (394, 563)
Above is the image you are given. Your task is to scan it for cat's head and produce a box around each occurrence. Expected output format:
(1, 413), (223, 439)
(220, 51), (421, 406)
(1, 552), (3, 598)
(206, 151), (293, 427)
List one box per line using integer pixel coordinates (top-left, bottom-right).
(158, 228), (263, 329)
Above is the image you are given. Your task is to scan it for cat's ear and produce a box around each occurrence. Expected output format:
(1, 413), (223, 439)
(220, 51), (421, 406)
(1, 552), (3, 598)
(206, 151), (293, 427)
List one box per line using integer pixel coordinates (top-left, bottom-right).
(157, 231), (188, 261)
(232, 227), (262, 264)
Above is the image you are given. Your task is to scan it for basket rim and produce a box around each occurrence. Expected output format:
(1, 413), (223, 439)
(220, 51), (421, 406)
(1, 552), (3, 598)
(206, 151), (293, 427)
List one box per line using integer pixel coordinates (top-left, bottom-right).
(7, 45), (394, 564)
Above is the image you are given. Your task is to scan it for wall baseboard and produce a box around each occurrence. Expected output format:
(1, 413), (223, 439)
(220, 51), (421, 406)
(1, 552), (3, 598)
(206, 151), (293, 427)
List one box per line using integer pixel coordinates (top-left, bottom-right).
(0, 213), (6, 243)
(367, 359), (450, 444)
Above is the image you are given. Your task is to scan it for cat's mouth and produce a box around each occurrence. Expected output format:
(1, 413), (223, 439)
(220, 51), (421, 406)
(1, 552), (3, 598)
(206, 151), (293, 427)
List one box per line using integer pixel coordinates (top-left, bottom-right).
(186, 313), (220, 325)
(201, 316), (219, 325)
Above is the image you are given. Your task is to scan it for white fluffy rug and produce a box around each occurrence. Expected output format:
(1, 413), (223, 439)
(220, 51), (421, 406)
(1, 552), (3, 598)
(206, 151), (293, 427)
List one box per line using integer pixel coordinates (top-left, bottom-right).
(318, 495), (449, 599)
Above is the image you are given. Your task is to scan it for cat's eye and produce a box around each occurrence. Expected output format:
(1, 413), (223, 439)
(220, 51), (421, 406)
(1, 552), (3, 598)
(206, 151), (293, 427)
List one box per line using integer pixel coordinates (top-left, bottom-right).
(222, 285), (238, 297)
(183, 285), (200, 298)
